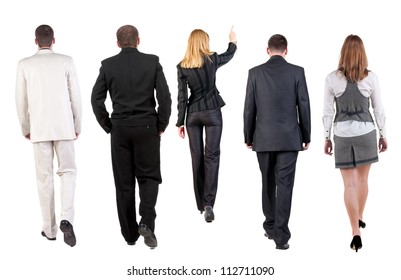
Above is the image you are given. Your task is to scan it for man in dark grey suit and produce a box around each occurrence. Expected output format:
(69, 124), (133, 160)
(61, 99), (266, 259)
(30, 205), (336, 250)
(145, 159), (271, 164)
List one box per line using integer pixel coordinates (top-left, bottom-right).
(244, 34), (311, 250)
(91, 25), (171, 249)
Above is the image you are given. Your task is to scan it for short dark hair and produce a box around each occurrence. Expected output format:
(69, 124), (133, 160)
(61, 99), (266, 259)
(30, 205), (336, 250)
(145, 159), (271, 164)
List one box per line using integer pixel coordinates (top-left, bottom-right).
(268, 34), (287, 53)
(35, 25), (54, 48)
(117, 25), (139, 48)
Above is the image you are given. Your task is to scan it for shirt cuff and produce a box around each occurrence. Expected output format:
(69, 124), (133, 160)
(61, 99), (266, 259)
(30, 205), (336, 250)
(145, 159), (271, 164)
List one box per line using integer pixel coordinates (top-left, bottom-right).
(378, 127), (386, 138)
(324, 130), (331, 140)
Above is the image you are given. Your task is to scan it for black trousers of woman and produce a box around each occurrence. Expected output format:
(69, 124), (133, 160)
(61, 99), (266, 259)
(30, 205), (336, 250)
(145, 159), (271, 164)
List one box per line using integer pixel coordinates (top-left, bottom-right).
(111, 125), (161, 244)
(186, 108), (222, 212)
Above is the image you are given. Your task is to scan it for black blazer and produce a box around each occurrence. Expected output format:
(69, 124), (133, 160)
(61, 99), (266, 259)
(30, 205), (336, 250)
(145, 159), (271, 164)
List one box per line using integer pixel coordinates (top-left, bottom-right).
(176, 43), (237, 127)
(244, 55), (311, 152)
(91, 48), (172, 133)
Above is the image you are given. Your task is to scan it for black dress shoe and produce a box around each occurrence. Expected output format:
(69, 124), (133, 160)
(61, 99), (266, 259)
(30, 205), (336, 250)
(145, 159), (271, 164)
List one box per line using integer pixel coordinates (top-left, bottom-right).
(138, 224), (157, 249)
(264, 233), (274, 240)
(204, 206), (214, 223)
(41, 231), (56, 241)
(276, 243), (290, 250)
(127, 241), (136, 246)
(59, 220), (76, 247)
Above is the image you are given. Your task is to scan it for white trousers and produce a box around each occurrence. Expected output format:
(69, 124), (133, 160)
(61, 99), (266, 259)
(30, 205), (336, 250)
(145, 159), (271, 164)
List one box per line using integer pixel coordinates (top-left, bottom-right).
(33, 140), (76, 239)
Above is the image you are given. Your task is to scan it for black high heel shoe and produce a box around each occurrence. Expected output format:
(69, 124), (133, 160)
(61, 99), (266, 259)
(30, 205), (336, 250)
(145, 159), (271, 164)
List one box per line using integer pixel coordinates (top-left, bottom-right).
(359, 220), (366, 228)
(350, 235), (362, 252)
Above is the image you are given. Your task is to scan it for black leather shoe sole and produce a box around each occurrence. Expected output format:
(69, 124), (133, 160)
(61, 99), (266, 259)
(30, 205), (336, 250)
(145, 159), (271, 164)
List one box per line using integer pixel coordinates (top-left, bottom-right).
(138, 225), (157, 249)
(204, 206), (214, 223)
(276, 243), (290, 250)
(60, 220), (76, 247)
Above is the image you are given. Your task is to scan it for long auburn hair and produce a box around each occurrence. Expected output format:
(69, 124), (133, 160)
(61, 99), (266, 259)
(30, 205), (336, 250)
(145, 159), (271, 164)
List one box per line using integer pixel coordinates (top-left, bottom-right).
(338, 35), (369, 83)
(180, 29), (213, 68)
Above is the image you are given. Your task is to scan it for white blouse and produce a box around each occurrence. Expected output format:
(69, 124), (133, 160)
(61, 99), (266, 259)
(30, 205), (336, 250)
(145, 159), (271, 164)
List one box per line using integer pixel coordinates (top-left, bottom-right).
(322, 70), (386, 140)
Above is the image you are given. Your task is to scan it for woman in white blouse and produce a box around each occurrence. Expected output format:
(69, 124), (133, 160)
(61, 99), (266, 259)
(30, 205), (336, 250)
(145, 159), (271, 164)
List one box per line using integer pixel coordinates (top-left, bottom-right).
(323, 35), (388, 252)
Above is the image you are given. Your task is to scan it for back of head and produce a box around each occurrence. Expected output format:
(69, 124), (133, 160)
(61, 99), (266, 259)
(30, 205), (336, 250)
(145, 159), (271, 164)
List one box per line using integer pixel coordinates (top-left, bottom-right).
(35, 25), (54, 48)
(117, 25), (139, 48)
(268, 34), (287, 53)
(338, 34), (368, 83)
(181, 29), (213, 68)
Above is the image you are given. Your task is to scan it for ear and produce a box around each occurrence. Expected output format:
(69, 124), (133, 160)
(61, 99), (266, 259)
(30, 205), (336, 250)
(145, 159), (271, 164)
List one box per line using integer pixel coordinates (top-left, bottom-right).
(267, 48), (271, 56)
(117, 40), (121, 48)
(52, 38), (55, 45)
(35, 38), (38, 46)
(137, 37), (140, 46)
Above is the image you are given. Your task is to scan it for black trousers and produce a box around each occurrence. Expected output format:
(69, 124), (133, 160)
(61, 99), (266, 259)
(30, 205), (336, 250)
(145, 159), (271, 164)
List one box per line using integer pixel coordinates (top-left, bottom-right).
(186, 108), (222, 212)
(257, 151), (298, 245)
(111, 125), (161, 243)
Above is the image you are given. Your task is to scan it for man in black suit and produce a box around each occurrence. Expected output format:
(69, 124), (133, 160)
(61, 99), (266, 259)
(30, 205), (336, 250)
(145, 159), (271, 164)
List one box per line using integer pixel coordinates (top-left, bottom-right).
(91, 25), (171, 249)
(244, 34), (311, 250)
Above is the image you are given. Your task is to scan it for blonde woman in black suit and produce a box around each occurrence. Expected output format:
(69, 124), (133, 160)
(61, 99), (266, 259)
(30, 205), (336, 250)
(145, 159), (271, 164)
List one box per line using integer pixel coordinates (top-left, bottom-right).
(177, 27), (237, 222)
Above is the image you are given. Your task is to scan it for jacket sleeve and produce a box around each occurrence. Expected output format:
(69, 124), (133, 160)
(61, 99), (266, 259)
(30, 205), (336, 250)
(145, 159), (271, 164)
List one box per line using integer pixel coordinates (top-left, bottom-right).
(155, 61), (172, 132)
(91, 64), (112, 133)
(296, 68), (311, 144)
(15, 61), (30, 137)
(216, 42), (237, 68)
(243, 69), (257, 145)
(176, 66), (188, 127)
(67, 58), (82, 134)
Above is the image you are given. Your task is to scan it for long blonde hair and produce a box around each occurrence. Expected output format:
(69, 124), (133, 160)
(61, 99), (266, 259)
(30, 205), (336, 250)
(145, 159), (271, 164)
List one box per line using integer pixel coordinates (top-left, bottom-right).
(338, 35), (369, 83)
(180, 29), (214, 68)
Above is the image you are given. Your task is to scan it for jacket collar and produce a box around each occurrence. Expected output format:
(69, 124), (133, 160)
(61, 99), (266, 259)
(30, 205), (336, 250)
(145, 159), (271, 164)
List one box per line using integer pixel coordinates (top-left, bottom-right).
(120, 47), (139, 54)
(267, 55), (286, 64)
(36, 48), (54, 54)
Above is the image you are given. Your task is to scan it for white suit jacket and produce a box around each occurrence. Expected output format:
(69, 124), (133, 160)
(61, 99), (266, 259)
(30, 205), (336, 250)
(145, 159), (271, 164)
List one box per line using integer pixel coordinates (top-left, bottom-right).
(15, 49), (82, 143)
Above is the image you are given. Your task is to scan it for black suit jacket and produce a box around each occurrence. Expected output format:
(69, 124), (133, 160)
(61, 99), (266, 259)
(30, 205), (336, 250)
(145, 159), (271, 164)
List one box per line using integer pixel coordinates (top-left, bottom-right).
(176, 43), (237, 127)
(244, 55), (311, 152)
(91, 48), (172, 133)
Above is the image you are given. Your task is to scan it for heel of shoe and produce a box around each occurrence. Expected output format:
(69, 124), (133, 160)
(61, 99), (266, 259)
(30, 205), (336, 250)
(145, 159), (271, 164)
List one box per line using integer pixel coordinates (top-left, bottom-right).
(350, 235), (362, 252)
(204, 206), (214, 223)
(359, 220), (366, 228)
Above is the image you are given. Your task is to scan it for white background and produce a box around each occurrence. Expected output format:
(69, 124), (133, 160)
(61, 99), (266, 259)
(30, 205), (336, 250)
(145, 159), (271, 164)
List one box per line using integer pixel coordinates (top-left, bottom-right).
(1, 0), (399, 279)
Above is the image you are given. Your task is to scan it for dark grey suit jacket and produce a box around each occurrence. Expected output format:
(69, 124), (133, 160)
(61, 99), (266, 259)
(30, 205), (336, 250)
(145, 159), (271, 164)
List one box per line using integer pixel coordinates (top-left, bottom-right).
(244, 55), (311, 152)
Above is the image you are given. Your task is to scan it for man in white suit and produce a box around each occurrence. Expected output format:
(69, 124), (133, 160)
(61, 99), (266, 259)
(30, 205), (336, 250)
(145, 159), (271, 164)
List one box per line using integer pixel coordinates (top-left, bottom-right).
(15, 25), (82, 247)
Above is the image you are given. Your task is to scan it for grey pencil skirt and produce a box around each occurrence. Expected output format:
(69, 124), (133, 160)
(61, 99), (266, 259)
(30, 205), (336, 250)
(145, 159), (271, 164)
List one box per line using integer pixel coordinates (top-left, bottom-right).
(333, 129), (378, 169)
